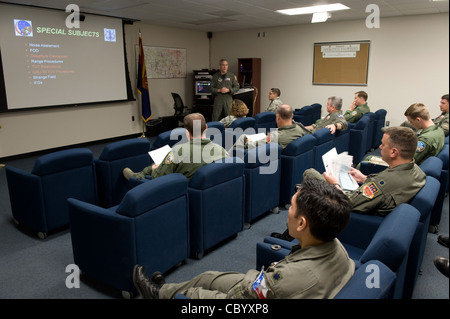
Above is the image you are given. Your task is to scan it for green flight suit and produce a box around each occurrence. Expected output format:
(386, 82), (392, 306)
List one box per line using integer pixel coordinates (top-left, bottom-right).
(310, 111), (348, 133)
(211, 71), (240, 121)
(303, 161), (426, 217)
(433, 112), (449, 137)
(158, 238), (354, 299)
(137, 139), (227, 180)
(265, 97), (283, 113)
(344, 103), (370, 123)
(414, 124), (445, 165)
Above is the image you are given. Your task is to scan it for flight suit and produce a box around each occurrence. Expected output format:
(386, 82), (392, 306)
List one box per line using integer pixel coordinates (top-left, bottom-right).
(414, 124), (445, 165)
(433, 112), (449, 136)
(310, 111), (348, 133)
(303, 161), (426, 217)
(344, 103), (370, 123)
(219, 115), (240, 128)
(136, 139), (227, 180)
(158, 238), (354, 299)
(265, 97), (283, 113)
(211, 71), (240, 121)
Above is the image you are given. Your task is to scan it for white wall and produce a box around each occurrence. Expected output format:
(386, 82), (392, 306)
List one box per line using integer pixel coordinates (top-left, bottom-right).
(0, 22), (210, 158)
(1, 13), (448, 158)
(211, 13), (449, 128)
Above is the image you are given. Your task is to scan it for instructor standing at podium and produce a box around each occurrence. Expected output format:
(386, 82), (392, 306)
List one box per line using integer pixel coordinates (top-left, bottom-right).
(211, 59), (240, 121)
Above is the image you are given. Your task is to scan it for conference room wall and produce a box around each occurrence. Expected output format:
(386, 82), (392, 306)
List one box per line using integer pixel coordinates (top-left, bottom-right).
(210, 13), (449, 129)
(0, 23), (209, 158)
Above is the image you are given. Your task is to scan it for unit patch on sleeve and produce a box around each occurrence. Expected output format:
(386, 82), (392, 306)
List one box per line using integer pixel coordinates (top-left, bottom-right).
(362, 182), (379, 199)
(416, 141), (425, 152)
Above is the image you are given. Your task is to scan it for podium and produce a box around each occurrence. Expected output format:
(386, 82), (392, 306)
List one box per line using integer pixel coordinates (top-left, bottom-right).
(233, 88), (254, 116)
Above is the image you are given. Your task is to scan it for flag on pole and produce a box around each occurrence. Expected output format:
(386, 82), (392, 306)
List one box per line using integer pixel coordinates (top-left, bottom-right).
(137, 33), (151, 122)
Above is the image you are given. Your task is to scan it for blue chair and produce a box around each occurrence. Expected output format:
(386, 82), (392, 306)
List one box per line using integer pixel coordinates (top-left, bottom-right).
(430, 145), (449, 231)
(239, 143), (282, 224)
(312, 128), (334, 173)
(279, 134), (316, 205)
(348, 114), (372, 165)
(95, 138), (151, 208)
(334, 260), (396, 299)
(301, 105), (315, 125)
(6, 148), (97, 239)
(67, 173), (190, 298)
(310, 103), (322, 124)
(404, 175), (441, 298)
(334, 125), (350, 154)
(419, 156), (443, 180)
(188, 158), (245, 259)
(293, 105), (309, 124)
(224, 117), (256, 149)
(372, 109), (387, 149)
(258, 203), (420, 299)
(205, 121), (225, 146)
(254, 112), (277, 134)
(150, 127), (188, 151)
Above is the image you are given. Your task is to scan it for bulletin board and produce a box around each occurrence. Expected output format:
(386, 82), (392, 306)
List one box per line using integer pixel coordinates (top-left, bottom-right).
(313, 40), (370, 86)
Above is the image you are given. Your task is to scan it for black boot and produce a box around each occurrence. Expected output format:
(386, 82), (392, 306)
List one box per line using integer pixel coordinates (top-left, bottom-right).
(132, 265), (164, 299)
(434, 256), (449, 278)
(437, 235), (449, 248)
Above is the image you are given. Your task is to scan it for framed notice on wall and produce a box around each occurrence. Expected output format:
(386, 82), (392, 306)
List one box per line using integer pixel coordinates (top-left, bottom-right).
(313, 40), (370, 86)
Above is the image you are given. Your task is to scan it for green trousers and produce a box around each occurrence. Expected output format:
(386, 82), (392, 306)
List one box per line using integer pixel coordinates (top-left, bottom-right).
(159, 271), (244, 299)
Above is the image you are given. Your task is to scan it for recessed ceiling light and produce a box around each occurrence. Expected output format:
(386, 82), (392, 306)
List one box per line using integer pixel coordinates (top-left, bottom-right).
(311, 12), (332, 23)
(276, 3), (350, 16)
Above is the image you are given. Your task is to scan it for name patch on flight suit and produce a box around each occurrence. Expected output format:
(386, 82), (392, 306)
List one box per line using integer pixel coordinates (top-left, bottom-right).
(416, 141), (425, 152)
(362, 182), (379, 199)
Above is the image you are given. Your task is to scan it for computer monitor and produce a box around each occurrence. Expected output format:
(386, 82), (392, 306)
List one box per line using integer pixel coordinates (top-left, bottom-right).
(195, 81), (211, 96)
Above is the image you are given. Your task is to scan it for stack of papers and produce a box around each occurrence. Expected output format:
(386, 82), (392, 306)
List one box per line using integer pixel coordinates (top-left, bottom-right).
(148, 145), (172, 165)
(246, 133), (267, 143)
(322, 148), (358, 191)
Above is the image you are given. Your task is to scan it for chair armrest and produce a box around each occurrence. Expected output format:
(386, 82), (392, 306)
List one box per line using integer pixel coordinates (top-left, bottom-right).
(6, 166), (46, 231)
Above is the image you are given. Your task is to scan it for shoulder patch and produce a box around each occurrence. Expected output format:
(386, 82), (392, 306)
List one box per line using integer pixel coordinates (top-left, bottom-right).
(362, 182), (379, 199)
(351, 111), (357, 116)
(164, 152), (174, 164)
(338, 114), (343, 118)
(416, 141), (425, 152)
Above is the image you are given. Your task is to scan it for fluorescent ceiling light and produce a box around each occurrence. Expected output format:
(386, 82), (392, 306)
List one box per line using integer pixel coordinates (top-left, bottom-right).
(277, 3), (350, 16)
(311, 12), (332, 23)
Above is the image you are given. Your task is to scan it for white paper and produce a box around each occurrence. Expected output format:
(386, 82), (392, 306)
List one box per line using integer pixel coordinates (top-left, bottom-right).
(246, 133), (267, 142)
(148, 145), (172, 165)
(322, 147), (358, 191)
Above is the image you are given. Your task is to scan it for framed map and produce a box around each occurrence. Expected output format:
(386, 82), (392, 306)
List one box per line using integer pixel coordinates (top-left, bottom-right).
(137, 45), (187, 79)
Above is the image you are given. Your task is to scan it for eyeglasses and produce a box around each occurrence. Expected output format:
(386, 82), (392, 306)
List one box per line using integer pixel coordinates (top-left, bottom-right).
(294, 184), (302, 193)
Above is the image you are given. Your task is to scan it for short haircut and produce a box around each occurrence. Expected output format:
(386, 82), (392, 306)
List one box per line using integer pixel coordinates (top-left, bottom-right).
(384, 126), (418, 160)
(219, 59), (228, 65)
(442, 94), (449, 102)
(276, 104), (293, 120)
(184, 113), (206, 137)
(355, 91), (368, 101)
(230, 99), (249, 117)
(270, 88), (281, 97)
(328, 96), (343, 110)
(404, 103), (430, 121)
(295, 179), (351, 242)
